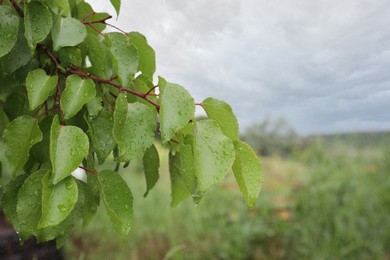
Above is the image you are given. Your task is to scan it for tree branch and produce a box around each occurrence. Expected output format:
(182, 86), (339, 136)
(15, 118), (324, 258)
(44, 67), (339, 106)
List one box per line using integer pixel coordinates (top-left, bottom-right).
(79, 165), (97, 175)
(37, 44), (60, 69)
(68, 66), (160, 112)
(11, 0), (24, 18)
(36, 105), (60, 120)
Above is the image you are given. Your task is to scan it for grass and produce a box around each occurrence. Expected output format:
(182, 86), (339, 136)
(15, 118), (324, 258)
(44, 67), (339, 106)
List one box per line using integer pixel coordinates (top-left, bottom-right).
(60, 141), (390, 259)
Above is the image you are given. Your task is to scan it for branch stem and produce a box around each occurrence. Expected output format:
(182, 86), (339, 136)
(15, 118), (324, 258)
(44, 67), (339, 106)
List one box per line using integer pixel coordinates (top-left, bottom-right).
(36, 106), (59, 120)
(38, 44), (60, 69)
(11, 0), (24, 18)
(69, 66), (160, 112)
(79, 166), (97, 175)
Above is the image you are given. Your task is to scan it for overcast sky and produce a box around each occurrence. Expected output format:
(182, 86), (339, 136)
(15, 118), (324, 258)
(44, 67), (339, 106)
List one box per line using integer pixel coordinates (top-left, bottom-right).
(87, 0), (390, 135)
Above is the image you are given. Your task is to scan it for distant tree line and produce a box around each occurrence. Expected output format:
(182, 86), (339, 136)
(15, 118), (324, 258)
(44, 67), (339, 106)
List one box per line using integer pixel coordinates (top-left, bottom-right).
(241, 117), (303, 158)
(241, 117), (390, 158)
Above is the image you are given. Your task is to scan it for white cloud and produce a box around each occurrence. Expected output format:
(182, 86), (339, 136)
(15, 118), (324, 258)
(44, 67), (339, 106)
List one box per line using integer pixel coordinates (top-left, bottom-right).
(87, 0), (390, 134)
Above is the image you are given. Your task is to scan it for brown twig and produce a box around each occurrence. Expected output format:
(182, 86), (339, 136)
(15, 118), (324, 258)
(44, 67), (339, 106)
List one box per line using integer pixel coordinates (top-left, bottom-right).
(68, 66), (160, 112)
(86, 23), (105, 37)
(98, 84), (115, 109)
(79, 165), (97, 175)
(33, 103), (46, 117)
(37, 44), (60, 69)
(36, 106), (60, 120)
(11, 0), (24, 18)
(81, 11), (95, 22)
(105, 22), (128, 34)
(145, 85), (159, 97)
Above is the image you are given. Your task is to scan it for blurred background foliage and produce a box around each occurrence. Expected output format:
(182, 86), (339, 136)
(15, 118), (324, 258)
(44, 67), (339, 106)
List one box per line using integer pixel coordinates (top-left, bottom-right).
(58, 117), (390, 259)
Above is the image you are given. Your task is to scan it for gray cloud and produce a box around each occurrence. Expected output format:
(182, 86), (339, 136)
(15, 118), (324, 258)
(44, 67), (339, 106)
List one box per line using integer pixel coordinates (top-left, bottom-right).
(88, 0), (390, 134)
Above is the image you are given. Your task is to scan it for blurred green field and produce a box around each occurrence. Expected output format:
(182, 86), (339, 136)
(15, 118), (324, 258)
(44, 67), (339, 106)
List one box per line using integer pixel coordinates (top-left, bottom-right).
(64, 136), (390, 259)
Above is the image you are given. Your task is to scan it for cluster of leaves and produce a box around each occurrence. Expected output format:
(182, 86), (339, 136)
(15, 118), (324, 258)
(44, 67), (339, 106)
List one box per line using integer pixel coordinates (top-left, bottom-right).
(0, 0), (262, 246)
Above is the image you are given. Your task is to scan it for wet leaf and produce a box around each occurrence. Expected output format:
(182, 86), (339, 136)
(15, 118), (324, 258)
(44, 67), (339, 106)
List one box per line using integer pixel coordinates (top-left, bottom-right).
(24, 1), (52, 50)
(143, 144), (159, 197)
(113, 94), (156, 162)
(50, 115), (89, 184)
(39, 173), (78, 228)
(104, 32), (138, 87)
(16, 170), (47, 241)
(87, 109), (116, 164)
(194, 120), (235, 193)
(98, 170), (133, 241)
(159, 78), (195, 143)
(26, 69), (58, 111)
(61, 75), (96, 120)
(169, 152), (191, 207)
(232, 140), (263, 208)
(129, 32), (155, 80)
(110, 0), (121, 16)
(202, 97), (239, 140)
(52, 16), (87, 51)
(3, 116), (43, 174)
(1, 174), (29, 234)
(0, 6), (19, 58)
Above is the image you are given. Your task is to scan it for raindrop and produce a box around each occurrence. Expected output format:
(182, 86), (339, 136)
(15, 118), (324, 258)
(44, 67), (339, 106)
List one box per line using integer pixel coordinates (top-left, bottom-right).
(58, 204), (67, 212)
(66, 182), (73, 190)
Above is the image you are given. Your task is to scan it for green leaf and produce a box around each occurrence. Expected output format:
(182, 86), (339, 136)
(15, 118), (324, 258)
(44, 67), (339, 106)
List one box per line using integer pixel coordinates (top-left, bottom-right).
(3, 93), (28, 121)
(113, 94), (156, 162)
(202, 97), (239, 140)
(169, 152), (191, 207)
(51, 16), (87, 51)
(74, 2), (107, 34)
(0, 108), (9, 134)
(1, 174), (29, 230)
(47, 0), (71, 17)
(167, 136), (198, 206)
(87, 109), (116, 164)
(0, 6), (19, 58)
(179, 136), (198, 195)
(17, 170), (47, 241)
(85, 34), (112, 78)
(58, 47), (82, 68)
(26, 69), (58, 111)
(3, 116), (43, 173)
(86, 97), (103, 118)
(128, 75), (158, 109)
(232, 140), (263, 208)
(105, 32), (138, 87)
(81, 173), (100, 226)
(61, 75), (96, 120)
(30, 116), (53, 164)
(50, 115), (89, 184)
(0, 21), (33, 74)
(194, 120), (235, 194)
(159, 79), (195, 143)
(110, 0), (121, 16)
(24, 1), (52, 50)
(142, 144), (159, 197)
(39, 174), (78, 228)
(36, 179), (84, 243)
(98, 170), (133, 241)
(129, 32), (156, 80)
